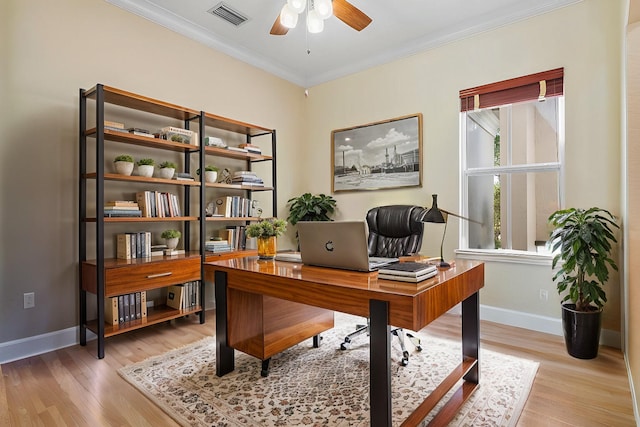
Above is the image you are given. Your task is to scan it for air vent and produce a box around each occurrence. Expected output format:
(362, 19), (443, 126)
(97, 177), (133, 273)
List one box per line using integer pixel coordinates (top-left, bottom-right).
(208, 2), (249, 27)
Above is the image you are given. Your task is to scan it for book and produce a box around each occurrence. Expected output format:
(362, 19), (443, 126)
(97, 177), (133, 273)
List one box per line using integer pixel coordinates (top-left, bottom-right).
(378, 262), (437, 277)
(159, 126), (195, 144)
(104, 209), (142, 217)
(116, 234), (131, 259)
(166, 285), (184, 310)
(105, 200), (138, 207)
(274, 252), (302, 263)
(164, 249), (185, 256)
(104, 120), (124, 129)
(104, 206), (139, 211)
(227, 146), (248, 153)
(378, 270), (438, 282)
(105, 296), (119, 325)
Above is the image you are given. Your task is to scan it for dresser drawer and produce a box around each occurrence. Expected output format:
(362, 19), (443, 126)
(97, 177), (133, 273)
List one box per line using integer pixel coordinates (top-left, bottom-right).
(105, 258), (200, 296)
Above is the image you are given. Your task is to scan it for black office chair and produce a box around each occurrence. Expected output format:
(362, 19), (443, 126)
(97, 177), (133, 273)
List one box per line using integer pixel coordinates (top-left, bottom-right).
(340, 205), (425, 365)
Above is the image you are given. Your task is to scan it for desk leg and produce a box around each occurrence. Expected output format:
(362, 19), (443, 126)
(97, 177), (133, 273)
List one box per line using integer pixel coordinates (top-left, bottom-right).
(214, 271), (235, 377)
(462, 291), (480, 383)
(370, 299), (392, 427)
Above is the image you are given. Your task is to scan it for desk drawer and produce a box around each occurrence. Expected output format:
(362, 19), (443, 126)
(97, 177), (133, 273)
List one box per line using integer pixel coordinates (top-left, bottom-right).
(105, 258), (200, 296)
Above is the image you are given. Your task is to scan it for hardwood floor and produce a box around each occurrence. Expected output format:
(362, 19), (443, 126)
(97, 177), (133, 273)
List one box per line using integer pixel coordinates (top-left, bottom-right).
(2, 310), (635, 426)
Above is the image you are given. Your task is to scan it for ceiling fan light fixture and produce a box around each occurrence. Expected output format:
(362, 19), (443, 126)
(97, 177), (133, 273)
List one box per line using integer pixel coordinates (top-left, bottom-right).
(280, 4), (298, 29)
(287, 0), (306, 14)
(314, 0), (333, 20)
(306, 9), (324, 33)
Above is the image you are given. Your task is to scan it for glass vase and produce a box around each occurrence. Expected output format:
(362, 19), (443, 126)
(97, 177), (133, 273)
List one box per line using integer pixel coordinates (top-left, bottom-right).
(257, 236), (277, 259)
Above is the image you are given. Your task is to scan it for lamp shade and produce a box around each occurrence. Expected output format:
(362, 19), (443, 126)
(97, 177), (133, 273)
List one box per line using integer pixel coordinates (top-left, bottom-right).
(287, 0), (306, 14)
(314, 0), (333, 19)
(422, 194), (446, 223)
(280, 4), (299, 29)
(306, 9), (324, 33)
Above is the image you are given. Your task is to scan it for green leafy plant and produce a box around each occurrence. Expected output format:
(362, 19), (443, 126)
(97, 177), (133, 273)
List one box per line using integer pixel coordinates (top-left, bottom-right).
(114, 154), (133, 163)
(246, 218), (287, 238)
(196, 165), (219, 175)
(161, 229), (181, 239)
(159, 161), (176, 169)
(137, 158), (155, 166)
(286, 193), (337, 225)
(548, 207), (619, 311)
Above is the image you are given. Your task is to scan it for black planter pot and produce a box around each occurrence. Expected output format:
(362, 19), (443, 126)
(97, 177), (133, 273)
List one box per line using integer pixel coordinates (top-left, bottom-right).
(561, 303), (602, 359)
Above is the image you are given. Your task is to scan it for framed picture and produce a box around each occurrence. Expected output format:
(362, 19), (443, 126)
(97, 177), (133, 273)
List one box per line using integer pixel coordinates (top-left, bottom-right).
(332, 113), (423, 192)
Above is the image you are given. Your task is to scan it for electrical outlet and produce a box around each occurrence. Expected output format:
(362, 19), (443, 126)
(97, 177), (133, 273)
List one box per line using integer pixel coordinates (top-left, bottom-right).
(539, 289), (548, 301)
(24, 292), (35, 309)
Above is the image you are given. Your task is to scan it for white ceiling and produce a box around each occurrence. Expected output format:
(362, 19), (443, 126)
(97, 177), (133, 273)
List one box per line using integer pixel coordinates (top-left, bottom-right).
(107, 0), (580, 87)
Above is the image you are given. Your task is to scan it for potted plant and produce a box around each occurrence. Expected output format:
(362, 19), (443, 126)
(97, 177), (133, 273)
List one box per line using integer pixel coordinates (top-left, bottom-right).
(548, 207), (619, 359)
(136, 158), (155, 177)
(204, 165), (219, 183)
(158, 161), (176, 179)
(161, 229), (181, 250)
(114, 154), (134, 176)
(287, 193), (337, 249)
(246, 218), (287, 259)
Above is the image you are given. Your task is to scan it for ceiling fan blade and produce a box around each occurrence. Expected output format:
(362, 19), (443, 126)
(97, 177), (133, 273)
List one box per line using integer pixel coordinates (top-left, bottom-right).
(332, 0), (372, 31)
(270, 16), (289, 35)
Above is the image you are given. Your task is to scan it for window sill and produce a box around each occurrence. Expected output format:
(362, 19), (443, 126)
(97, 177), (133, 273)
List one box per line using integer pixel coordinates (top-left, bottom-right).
(455, 249), (553, 266)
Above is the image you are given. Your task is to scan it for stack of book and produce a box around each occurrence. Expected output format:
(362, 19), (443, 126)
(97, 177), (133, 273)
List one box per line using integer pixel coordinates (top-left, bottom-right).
(232, 171), (264, 187)
(378, 262), (438, 283)
(166, 281), (201, 310)
(104, 120), (128, 133)
(214, 195), (252, 217)
(127, 127), (156, 138)
(104, 200), (142, 217)
(239, 143), (262, 154)
(157, 126), (196, 145)
(173, 172), (195, 181)
(135, 191), (182, 217)
(105, 291), (147, 325)
(205, 239), (232, 253)
(116, 232), (152, 259)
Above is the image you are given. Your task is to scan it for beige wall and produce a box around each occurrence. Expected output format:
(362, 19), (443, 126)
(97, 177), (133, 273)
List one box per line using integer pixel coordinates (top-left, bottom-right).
(627, 0), (640, 419)
(303, 0), (624, 329)
(0, 0), (304, 343)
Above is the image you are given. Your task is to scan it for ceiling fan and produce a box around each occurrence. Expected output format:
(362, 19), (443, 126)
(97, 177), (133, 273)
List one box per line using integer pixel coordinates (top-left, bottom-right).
(270, 0), (372, 35)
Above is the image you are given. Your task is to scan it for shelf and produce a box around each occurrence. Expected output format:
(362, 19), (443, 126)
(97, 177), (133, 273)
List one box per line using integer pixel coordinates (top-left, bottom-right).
(205, 216), (260, 222)
(85, 129), (200, 153)
(85, 173), (200, 186)
(204, 146), (272, 161)
(83, 85), (199, 120)
(86, 216), (199, 223)
(86, 304), (204, 338)
(205, 249), (257, 262)
(203, 112), (272, 136)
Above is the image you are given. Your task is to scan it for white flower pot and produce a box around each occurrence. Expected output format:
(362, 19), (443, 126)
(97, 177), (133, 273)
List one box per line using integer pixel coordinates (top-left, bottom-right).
(114, 161), (134, 176)
(158, 167), (175, 179)
(138, 164), (154, 177)
(205, 171), (218, 183)
(165, 237), (179, 250)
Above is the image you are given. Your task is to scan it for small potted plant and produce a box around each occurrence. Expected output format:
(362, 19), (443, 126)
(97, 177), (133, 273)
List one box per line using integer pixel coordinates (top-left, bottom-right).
(161, 229), (181, 250)
(246, 218), (287, 259)
(548, 207), (619, 359)
(114, 154), (134, 176)
(287, 193), (337, 249)
(158, 161), (176, 179)
(136, 158), (155, 177)
(203, 165), (219, 183)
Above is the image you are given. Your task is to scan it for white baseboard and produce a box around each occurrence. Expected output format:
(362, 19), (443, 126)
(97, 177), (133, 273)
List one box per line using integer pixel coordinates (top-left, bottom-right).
(0, 305), (621, 364)
(0, 328), (96, 364)
(480, 304), (621, 349)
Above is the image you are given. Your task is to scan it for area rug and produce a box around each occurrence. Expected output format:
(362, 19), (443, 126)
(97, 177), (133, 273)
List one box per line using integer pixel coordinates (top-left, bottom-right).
(119, 313), (538, 426)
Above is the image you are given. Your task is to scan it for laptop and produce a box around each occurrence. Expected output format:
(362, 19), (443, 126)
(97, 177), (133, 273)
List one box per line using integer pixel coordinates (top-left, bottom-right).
(297, 221), (398, 272)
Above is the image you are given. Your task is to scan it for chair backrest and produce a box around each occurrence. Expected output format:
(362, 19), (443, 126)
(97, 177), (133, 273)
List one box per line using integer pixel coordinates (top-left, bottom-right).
(366, 205), (425, 258)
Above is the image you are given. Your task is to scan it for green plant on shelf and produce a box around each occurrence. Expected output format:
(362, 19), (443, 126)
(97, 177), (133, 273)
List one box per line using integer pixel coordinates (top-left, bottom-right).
(114, 154), (134, 163)
(246, 218), (287, 238)
(137, 158), (155, 166)
(161, 229), (182, 239)
(159, 161), (177, 169)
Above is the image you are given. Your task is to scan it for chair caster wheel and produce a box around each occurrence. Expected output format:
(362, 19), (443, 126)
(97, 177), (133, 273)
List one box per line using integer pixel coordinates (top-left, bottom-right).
(416, 345), (423, 352)
(340, 342), (349, 351)
(401, 358), (409, 366)
(260, 369), (269, 377)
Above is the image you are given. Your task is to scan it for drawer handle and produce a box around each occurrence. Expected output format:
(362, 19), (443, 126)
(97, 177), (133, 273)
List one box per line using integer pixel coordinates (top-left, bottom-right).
(146, 272), (173, 279)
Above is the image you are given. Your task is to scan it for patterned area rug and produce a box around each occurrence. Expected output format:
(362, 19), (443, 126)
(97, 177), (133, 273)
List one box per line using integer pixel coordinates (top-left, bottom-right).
(119, 313), (538, 426)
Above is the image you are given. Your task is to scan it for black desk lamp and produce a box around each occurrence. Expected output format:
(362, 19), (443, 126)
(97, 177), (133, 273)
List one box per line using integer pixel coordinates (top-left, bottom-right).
(421, 194), (482, 268)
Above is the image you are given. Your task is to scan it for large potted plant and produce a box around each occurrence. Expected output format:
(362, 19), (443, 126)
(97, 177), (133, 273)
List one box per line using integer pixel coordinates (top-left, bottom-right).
(287, 193), (337, 249)
(548, 207), (619, 359)
(246, 218), (287, 259)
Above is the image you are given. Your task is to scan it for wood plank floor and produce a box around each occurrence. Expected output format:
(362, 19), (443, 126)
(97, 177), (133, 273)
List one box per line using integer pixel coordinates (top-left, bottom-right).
(1, 310), (635, 426)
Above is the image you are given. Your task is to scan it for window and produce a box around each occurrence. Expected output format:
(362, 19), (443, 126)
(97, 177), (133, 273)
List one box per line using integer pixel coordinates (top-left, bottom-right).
(459, 69), (564, 254)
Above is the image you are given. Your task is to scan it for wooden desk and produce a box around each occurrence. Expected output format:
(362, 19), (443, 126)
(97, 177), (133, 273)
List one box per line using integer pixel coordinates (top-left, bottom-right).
(204, 258), (484, 427)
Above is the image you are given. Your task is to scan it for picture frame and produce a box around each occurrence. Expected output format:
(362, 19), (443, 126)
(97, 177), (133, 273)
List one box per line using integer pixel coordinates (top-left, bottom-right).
(331, 113), (423, 192)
